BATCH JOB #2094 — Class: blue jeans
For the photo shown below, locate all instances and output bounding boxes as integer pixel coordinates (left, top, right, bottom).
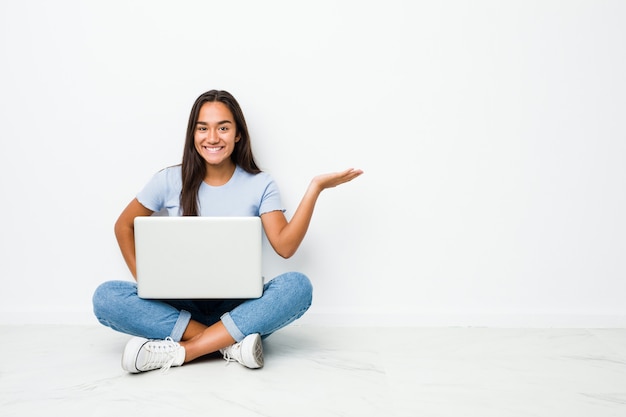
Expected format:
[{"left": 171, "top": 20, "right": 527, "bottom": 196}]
[{"left": 92, "top": 272, "right": 312, "bottom": 342}]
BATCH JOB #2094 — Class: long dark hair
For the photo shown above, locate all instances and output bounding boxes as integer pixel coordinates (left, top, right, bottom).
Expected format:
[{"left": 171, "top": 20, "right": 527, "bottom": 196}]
[{"left": 180, "top": 90, "right": 261, "bottom": 216}]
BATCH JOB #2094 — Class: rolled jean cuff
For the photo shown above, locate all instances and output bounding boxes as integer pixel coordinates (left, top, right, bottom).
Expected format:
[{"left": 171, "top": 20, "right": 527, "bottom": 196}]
[
  {"left": 220, "top": 312, "right": 245, "bottom": 342},
  {"left": 170, "top": 309, "right": 192, "bottom": 342}
]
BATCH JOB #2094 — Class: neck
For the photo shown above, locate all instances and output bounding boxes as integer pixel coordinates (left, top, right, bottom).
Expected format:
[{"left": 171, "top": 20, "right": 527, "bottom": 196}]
[{"left": 204, "top": 162, "right": 237, "bottom": 186}]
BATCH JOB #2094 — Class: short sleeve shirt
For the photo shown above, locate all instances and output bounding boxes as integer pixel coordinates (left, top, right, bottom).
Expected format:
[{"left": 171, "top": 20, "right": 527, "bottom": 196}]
[{"left": 136, "top": 165, "right": 285, "bottom": 217}]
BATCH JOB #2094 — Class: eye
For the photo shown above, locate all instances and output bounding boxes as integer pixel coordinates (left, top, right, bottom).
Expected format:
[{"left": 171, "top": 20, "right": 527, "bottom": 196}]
[
  {"left": 219, "top": 126, "right": 228, "bottom": 132},
  {"left": 197, "top": 126, "right": 207, "bottom": 131}
]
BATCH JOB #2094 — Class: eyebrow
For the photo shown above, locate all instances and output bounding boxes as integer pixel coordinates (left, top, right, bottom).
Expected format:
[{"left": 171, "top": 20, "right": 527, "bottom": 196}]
[{"left": 196, "top": 120, "right": 233, "bottom": 125}]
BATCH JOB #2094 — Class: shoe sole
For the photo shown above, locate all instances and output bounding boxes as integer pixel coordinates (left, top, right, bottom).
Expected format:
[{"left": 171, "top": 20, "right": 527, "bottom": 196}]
[
  {"left": 241, "top": 333, "right": 264, "bottom": 369},
  {"left": 121, "top": 337, "right": 149, "bottom": 373}
]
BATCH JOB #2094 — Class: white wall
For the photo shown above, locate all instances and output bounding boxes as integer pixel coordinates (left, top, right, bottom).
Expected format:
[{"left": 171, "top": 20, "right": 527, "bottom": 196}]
[{"left": 1, "top": 0, "right": 625, "bottom": 327}]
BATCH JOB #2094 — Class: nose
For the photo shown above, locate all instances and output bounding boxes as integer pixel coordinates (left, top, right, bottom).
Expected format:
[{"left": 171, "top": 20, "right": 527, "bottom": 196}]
[{"left": 207, "top": 129, "right": 219, "bottom": 144}]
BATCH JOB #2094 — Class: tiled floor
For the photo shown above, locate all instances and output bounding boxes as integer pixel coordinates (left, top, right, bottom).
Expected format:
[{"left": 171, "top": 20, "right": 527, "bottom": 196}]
[{"left": 1, "top": 325, "right": 626, "bottom": 416}]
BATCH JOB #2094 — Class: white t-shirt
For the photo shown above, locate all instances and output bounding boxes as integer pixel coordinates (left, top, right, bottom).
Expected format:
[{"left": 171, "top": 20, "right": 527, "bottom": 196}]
[{"left": 136, "top": 165, "right": 285, "bottom": 217}]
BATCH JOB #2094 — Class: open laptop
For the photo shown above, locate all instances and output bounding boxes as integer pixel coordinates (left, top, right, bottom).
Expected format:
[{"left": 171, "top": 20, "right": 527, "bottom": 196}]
[{"left": 134, "top": 216, "right": 263, "bottom": 299}]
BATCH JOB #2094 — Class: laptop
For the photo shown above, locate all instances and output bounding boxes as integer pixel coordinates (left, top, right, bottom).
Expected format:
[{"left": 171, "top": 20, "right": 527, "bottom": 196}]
[{"left": 134, "top": 216, "right": 263, "bottom": 299}]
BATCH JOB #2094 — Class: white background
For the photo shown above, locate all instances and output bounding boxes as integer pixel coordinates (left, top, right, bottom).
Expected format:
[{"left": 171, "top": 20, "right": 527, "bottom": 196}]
[{"left": 1, "top": 0, "right": 625, "bottom": 326}]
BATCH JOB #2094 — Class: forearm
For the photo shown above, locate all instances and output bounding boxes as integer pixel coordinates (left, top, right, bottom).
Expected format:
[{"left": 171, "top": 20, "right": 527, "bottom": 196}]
[
  {"left": 114, "top": 198, "right": 153, "bottom": 280},
  {"left": 263, "top": 168, "right": 362, "bottom": 258},
  {"left": 276, "top": 182, "right": 322, "bottom": 258},
  {"left": 115, "top": 221, "right": 138, "bottom": 280}
]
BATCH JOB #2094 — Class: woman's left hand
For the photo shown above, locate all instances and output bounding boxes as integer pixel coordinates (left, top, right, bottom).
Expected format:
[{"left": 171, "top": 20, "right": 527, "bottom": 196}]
[{"left": 311, "top": 168, "right": 363, "bottom": 191}]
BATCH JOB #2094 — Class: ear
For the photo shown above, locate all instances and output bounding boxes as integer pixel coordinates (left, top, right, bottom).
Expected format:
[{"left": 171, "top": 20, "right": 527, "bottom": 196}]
[{"left": 235, "top": 133, "right": 241, "bottom": 143}]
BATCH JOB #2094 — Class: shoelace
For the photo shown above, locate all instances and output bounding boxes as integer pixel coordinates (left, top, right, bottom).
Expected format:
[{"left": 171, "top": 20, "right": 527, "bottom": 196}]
[
  {"left": 144, "top": 337, "right": 180, "bottom": 373},
  {"left": 222, "top": 342, "right": 241, "bottom": 366}
]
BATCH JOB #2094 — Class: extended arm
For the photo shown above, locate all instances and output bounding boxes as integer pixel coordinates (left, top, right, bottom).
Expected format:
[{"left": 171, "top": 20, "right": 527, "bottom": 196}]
[{"left": 261, "top": 168, "right": 363, "bottom": 258}]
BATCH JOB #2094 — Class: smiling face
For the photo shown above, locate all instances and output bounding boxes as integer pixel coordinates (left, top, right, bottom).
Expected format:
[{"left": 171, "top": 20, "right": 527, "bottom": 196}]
[{"left": 194, "top": 101, "right": 240, "bottom": 171}]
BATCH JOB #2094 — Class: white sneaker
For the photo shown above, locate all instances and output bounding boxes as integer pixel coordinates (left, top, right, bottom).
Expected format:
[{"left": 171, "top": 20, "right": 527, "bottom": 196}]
[
  {"left": 220, "top": 333, "right": 264, "bottom": 369},
  {"left": 122, "top": 337, "right": 185, "bottom": 373}
]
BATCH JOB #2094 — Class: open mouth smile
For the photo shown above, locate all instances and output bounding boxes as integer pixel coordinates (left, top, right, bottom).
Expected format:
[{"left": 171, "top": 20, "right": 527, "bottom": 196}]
[{"left": 203, "top": 146, "right": 224, "bottom": 153}]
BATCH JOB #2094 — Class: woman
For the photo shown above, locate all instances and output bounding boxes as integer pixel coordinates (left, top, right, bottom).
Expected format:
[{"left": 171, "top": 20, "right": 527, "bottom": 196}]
[{"left": 93, "top": 90, "right": 362, "bottom": 373}]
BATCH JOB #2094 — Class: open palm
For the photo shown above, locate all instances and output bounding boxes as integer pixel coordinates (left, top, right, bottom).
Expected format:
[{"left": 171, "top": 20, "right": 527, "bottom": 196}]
[{"left": 312, "top": 168, "right": 363, "bottom": 190}]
